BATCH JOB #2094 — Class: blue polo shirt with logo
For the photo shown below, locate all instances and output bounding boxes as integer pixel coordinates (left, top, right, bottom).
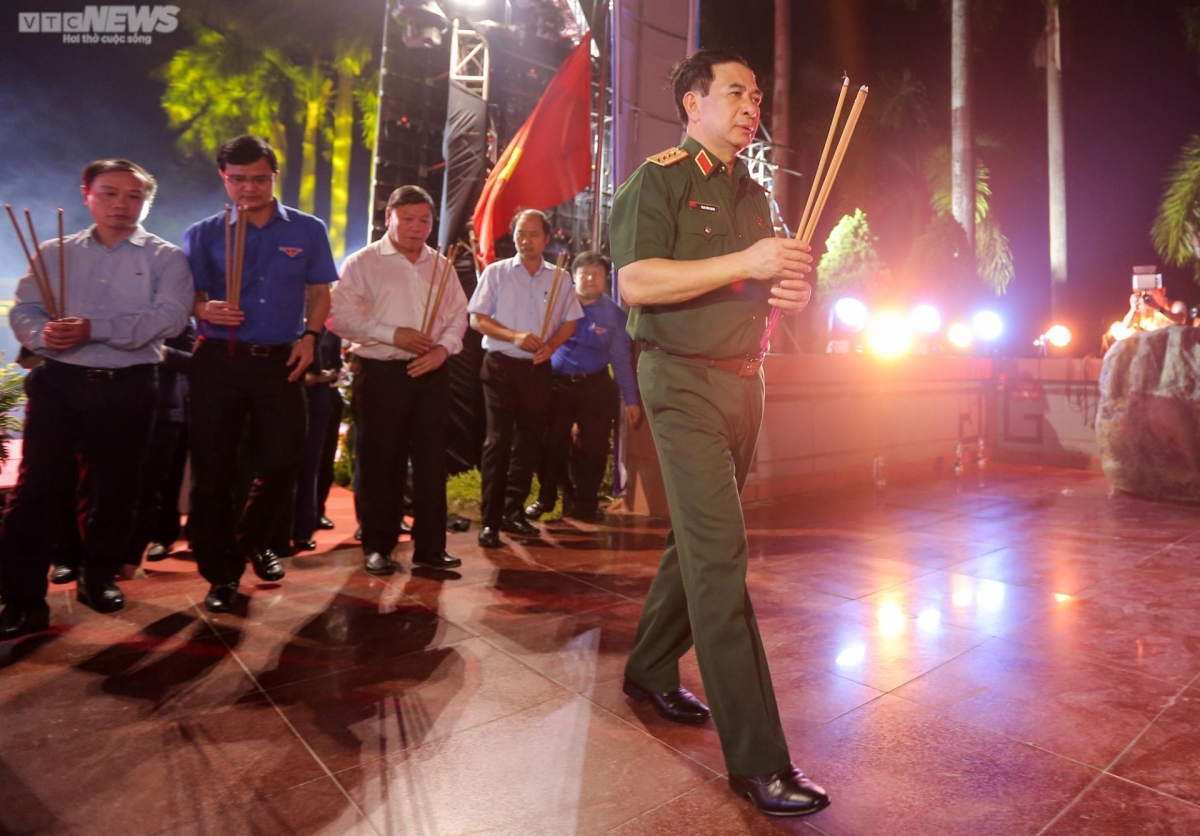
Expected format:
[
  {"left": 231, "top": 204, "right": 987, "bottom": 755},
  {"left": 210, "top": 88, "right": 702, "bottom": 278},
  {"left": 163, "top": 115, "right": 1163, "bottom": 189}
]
[{"left": 184, "top": 201, "right": 337, "bottom": 345}]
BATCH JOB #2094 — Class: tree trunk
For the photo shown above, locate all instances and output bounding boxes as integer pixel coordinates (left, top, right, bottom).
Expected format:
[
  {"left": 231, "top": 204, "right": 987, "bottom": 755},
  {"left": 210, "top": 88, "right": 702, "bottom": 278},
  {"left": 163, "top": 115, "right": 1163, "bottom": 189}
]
[
  {"left": 1047, "top": 2, "right": 1068, "bottom": 317},
  {"left": 299, "top": 66, "right": 331, "bottom": 216},
  {"left": 772, "top": 0, "right": 790, "bottom": 224},
  {"left": 329, "top": 55, "right": 357, "bottom": 260},
  {"left": 951, "top": 0, "right": 974, "bottom": 251}
]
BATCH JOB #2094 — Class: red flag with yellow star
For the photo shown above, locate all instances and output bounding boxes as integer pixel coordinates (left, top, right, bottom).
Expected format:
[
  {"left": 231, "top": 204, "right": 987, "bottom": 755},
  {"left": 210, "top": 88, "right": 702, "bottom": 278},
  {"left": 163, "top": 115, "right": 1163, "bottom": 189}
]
[{"left": 472, "top": 33, "right": 593, "bottom": 265}]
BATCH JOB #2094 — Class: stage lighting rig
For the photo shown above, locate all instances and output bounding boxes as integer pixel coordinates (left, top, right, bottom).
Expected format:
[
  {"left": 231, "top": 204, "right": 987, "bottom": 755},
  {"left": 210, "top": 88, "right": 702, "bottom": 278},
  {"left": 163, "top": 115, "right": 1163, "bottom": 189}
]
[{"left": 396, "top": 0, "right": 450, "bottom": 48}]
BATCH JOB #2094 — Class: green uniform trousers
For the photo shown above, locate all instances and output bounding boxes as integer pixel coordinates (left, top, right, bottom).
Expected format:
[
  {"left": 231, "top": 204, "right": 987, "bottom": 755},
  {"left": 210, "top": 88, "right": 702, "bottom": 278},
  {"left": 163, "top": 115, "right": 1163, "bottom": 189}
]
[{"left": 624, "top": 349, "right": 790, "bottom": 776}]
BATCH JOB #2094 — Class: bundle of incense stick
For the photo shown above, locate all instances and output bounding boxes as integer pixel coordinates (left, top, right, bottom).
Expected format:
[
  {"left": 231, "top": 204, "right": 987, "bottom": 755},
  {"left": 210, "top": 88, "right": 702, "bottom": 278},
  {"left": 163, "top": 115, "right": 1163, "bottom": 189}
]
[
  {"left": 4, "top": 204, "right": 62, "bottom": 320},
  {"left": 539, "top": 252, "right": 570, "bottom": 340},
  {"left": 760, "top": 78, "right": 869, "bottom": 356},
  {"left": 226, "top": 204, "right": 247, "bottom": 352},
  {"left": 421, "top": 244, "right": 460, "bottom": 336}
]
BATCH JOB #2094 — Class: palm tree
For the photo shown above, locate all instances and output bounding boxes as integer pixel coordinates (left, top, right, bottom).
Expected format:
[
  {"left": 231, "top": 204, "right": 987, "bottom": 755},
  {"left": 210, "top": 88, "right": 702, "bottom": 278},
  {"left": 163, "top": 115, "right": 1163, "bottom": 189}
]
[
  {"left": 951, "top": 0, "right": 975, "bottom": 250},
  {"left": 289, "top": 62, "right": 333, "bottom": 215},
  {"left": 1152, "top": 6, "right": 1200, "bottom": 282},
  {"left": 328, "top": 44, "right": 372, "bottom": 260},
  {"left": 1042, "top": 0, "right": 1068, "bottom": 316}
]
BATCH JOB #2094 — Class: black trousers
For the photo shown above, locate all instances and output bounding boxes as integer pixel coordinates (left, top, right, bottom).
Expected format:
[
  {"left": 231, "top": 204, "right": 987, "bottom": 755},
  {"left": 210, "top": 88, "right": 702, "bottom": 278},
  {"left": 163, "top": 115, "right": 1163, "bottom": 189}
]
[
  {"left": 316, "top": 387, "right": 345, "bottom": 517},
  {"left": 0, "top": 360, "right": 156, "bottom": 607},
  {"left": 356, "top": 357, "right": 448, "bottom": 556},
  {"left": 478, "top": 352, "right": 551, "bottom": 529},
  {"left": 293, "top": 388, "right": 333, "bottom": 542},
  {"left": 537, "top": 372, "right": 619, "bottom": 514},
  {"left": 188, "top": 340, "right": 306, "bottom": 586},
  {"left": 124, "top": 419, "right": 184, "bottom": 566}
]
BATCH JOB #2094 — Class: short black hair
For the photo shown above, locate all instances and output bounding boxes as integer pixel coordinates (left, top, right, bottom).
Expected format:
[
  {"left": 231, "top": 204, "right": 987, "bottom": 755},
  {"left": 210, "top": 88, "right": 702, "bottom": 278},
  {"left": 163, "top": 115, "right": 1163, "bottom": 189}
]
[
  {"left": 386, "top": 185, "right": 436, "bottom": 213},
  {"left": 81, "top": 159, "right": 157, "bottom": 200},
  {"left": 670, "top": 48, "right": 753, "bottom": 125},
  {"left": 510, "top": 208, "right": 551, "bottom": 237},
  {"left": 217, "top": 135, "right": 279, "bottom": 172},
  {"left": 572, "top": 250, "right": 611, "bottom": 279}
]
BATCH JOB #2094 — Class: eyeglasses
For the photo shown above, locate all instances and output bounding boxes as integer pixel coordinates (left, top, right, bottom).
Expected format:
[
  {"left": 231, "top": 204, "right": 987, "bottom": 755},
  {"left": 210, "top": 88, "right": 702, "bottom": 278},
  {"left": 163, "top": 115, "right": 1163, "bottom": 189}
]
[{"left": 224, "top": 174, "right": 274, "bottom": 186}]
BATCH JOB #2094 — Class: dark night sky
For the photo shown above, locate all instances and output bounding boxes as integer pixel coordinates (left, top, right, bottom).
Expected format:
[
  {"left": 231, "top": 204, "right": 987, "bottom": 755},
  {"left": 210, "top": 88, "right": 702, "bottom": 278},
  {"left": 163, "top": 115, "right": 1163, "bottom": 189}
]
[{"left": 2, "top": 0, "right": 1198, "bottom": 356}]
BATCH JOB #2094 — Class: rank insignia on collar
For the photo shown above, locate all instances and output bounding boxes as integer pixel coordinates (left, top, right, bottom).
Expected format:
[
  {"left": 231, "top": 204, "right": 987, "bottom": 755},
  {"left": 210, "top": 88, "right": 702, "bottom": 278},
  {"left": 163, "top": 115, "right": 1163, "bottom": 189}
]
[
  {"left": 646, "top": 146, "right": 689, "bottom": 167},
  {"left": 695, "top": 149, "right": 715, "bottom": 177}
]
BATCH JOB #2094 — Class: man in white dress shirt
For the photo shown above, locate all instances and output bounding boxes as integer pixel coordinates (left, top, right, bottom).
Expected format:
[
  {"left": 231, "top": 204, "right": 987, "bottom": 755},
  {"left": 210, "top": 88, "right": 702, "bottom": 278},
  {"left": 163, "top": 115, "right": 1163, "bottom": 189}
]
[
  {"left": 467, "top": 209, "right": 584, "bottom": 548},
  {"left": 329, "top": 186, "right": 468, "bottom": 574}
]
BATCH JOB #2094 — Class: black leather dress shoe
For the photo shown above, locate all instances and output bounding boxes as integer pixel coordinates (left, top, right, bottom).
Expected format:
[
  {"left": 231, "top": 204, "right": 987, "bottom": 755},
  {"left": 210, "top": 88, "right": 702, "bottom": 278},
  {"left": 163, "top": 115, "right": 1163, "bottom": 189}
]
[
  {"left": 247, "top": 549, "right": 285, "bottom": 582},
  {"left": 204, "top": 582, "right": 238, "bottom": 613},
  {"left": 500, "top": 516, "right": 539, "bottom": 537},
  {"left": 76, "top": 575, "right": 125, "bottom": 613},
  {"left": 524, "top": 500, "right": 552, "bottom": 520},
  {"left": 292, "top": 539, "right": 317, "bottom": 553},
  {"left": 413, "top": 551, "right": 462, "bottom": 569},
  {"left": 728, "top": 764, "right": 830, "bottom": 817},
  {"left": 364, "top": 551, "right": 397, "bottom": 575},
  {"left": 49, "top": 564, "right": 77, "bottom": 584},
  {"left": 477, "top": 527, "right": 501, "bottom": 548},
  {"left": 0, "top": 602, "right": 50, "bottom": 640},
  {"left": 354, "top": 526, "right": 363, "bottom": 541},
  {"left": 317, "top": 516, "right": 335, "bottom": 530},
  {"left": 400, "top": 519, "right": 413, "bottom": 535},
  {"left": 146, "top": 542, "right": 170, "bottom": 561},
  {"left": 622, "top": 677, "right": 711, "bottom": 725}
]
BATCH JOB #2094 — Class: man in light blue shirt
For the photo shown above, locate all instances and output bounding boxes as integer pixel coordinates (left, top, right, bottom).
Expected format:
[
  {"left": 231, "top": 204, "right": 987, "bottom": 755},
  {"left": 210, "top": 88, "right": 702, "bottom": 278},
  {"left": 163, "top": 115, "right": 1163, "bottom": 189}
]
[
  {"left": 467, "top": 209, "right": 583, "bottom": 546},
  {"left": 1, "top": 159, "right": 193, "bottom": 639}
]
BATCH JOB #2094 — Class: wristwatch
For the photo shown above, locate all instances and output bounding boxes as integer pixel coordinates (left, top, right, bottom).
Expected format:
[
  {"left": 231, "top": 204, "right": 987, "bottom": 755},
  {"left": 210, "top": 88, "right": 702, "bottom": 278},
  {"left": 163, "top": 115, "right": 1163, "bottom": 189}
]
[{"left": 301, "top": 329, "right": 321, "bottom": 342}]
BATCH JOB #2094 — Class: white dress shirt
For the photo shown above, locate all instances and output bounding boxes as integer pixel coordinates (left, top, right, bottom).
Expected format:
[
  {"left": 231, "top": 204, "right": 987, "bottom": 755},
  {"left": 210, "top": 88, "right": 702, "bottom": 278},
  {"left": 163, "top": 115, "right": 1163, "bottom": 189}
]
[
  {"left": 467, "top": 255, "right": 584, "bottom": 359},
  {"left": 329, "top": 237, "right": 468, "bottom": 360}
]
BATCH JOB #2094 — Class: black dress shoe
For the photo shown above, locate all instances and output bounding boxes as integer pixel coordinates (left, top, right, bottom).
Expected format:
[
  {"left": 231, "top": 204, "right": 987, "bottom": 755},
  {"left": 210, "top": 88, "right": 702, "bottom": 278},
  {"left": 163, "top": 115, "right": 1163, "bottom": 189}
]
[
  {"left": 317, "top": 516, "right": 335, "bottom": 530},
  {"left": 354, "top": 526, "right": 363, "bottom": 541},
  {"left": 292, "top": 539, "right": 317, "bottom": 553},
  {"left": 49, "top": 564, "right": 77, "bottom": 584},
  {"left": 76, "top": 575, "right": 125, "bottom": 613},
  {"left": 728, "top": 764, "right": 830, "bottom": 817},
  {"left": 400, "top": 519, "right": 413, "bottom": 535},
  {"left": 0, "top": 602, "right": 50, "bottom": 640},
  {"left": 247, "top": 549, "right": 285, "bottom": 582},
  {"left": 146, "top": 542, "right": 170, "bottom": 562},
  {"left": 524, "top": 500, "right": 552, "bottom": 520},
  {"left": 477, "top": 527, "right": 501, "bottom": 548},
  {"left": 204, "top": 582, "right": 238, "bottom": 613},
  {"left": 622, "top": 677, "right": 711, "bottom": 725},
  {"left": 500, "top": 516, "right": 539, "bottom": 537},
  {"left": 413, "top": 551, "right": 462, "bottom": 569},
  {"left": 364, "top": 551, "right": 398, "bottom": 575}
]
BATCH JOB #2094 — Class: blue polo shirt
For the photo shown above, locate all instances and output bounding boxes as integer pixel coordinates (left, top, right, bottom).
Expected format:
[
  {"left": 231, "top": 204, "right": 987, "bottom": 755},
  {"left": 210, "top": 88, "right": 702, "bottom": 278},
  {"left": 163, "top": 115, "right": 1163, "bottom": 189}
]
[
  {"left": 551, "top": 293, "right": 640, "bottom": 405},
  {"left": 184, "top": 201, "right": 337, "bottom": 345}
]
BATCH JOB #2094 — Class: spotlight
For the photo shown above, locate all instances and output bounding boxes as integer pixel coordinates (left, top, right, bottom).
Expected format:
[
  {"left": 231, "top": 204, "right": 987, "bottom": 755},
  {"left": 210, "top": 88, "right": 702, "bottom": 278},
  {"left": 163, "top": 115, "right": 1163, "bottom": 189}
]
[
  {"left": 1046, "top": 325, "right": 1071, "bottom": 348},
  {"left": 910, "top": 304, "right": 942, "bottom": 335},
  {"left": 1108, "top": 321, "right": 1134, "bottom": 342},
  {"left": 833, "top": 297, "right": 869, "bottom": 332},
  {"left": 866, "top": 312, "right": 914, "bottom": 359},
  {"left": 947, "top": 323, "right": 973, "bottom": 349},
  {"left": 972, "top": 310, "right": 1004, "bottom": 342},
  {"left": 396, "top": 0, "right": 449, "bottom": 48}
]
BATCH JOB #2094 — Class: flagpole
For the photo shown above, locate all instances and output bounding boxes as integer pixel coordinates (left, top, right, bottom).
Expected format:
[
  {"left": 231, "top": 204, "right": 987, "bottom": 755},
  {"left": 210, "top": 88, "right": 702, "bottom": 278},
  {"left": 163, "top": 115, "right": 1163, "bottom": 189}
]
[{"left": 590, "top": 0, "right": 610, "bottom": 252}]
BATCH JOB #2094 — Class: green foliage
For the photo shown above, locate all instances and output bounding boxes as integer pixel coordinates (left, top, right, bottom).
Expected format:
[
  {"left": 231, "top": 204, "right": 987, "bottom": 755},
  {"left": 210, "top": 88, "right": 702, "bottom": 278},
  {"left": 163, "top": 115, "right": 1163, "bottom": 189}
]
[
  {"left": 1152, "top": 133, "right": 1200, "bottom": 285},
  {"left": 818, "top": 210, "right": 891, "bottom": 298},
  {"left": 0, "top": 363, "right": 26, "bottom": 463}
]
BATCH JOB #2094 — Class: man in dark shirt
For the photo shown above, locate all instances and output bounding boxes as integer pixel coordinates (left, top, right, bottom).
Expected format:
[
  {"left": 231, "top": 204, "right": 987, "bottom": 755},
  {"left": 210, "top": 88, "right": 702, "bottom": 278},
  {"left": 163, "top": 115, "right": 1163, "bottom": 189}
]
[
  {"left": 183, "top": 135, "right": 336, "bottom": 613},
  {"left": 609, "top": 49, "right": 829, "bottom": 817}
]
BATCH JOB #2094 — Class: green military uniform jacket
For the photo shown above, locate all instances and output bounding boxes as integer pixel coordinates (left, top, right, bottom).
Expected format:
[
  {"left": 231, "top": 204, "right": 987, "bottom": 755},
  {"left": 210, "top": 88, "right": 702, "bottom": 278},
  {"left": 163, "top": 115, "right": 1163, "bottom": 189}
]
[{"left": 609, "top": 134, "right": 776, "bottom": 361}]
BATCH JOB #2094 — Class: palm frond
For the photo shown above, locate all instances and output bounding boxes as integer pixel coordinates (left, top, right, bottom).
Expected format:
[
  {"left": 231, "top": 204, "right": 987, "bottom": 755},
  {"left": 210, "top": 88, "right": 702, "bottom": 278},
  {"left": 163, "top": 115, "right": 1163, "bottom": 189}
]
[{"left": 1151, "top": 133, "right": 1200, "bottom": 282}]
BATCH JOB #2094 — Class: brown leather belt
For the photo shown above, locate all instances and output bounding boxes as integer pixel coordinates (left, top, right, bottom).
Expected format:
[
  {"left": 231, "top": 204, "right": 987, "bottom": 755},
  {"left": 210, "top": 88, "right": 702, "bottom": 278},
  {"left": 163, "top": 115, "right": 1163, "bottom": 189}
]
[{"left": 640, "top": 342, "right": 762, "bottom": 377}]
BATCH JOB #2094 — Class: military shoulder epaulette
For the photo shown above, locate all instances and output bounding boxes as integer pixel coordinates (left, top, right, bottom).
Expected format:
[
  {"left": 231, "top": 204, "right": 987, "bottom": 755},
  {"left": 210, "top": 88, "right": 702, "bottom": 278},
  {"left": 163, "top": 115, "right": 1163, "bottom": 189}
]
[{"left": 646, "top": 147, "right": 689, "bottom": 167}]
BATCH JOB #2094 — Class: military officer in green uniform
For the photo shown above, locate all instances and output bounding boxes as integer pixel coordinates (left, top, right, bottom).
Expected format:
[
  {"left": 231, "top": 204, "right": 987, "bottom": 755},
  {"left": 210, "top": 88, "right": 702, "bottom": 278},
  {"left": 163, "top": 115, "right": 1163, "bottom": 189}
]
[{"left": 610, "top": 48, "right": 830, "bottom": 818}]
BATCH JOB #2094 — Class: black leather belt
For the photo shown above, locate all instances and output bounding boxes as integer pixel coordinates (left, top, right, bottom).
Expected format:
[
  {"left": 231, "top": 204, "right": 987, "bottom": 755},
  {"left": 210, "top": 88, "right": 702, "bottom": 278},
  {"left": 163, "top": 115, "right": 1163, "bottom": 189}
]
[
  {"left": 199, "top": 337, "right": 292, "bottom": 359},
  {"left": 555, "top": 370, "right": 609, "bottom": 383},
  {"left": 44, "top": 359, "right": 156, "bottom": 381}
]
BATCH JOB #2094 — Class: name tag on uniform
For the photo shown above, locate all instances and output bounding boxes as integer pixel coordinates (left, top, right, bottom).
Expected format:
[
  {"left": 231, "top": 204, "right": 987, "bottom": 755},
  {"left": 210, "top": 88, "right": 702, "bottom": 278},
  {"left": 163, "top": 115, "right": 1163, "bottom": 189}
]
[
  {"left": 279, "top": 247, "right": 304, "bottom": 258},
  {"left": 688, "top": 201, "right": 720, "bottom": 213}
]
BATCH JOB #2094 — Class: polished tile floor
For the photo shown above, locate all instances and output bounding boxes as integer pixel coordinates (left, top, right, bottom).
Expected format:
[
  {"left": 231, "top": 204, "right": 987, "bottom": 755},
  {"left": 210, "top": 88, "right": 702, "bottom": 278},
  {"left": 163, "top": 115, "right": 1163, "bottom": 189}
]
[{"left": 4, "top": 466, "right": 1200, "bottom": 835}]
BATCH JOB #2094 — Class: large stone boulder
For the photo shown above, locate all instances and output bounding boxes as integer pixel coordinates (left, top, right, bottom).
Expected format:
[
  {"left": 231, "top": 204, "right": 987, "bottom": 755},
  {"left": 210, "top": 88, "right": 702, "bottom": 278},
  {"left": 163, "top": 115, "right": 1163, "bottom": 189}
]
[{"left": 1096, "top": 326, "right": 1200, "bottom": 501}]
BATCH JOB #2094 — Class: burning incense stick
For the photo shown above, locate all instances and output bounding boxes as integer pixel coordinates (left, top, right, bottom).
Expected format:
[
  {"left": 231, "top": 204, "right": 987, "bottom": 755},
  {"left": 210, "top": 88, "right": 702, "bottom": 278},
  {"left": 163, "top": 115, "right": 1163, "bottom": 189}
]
[
  {"left": 540, "top": 252, "right": 569, "bottom": 340},
  {"left": 419, "top": 247, "right": 442, "bottom": 334},
  {"left": 424, "top": 244, "right": 460, "bottom": 337},
  {"left": 57, "top": 208, "right": 65, "bottom": 317},
  {"left": 800, "top": 85, "right": 869, "bottom": 245},
  {"left": 795, "top": 77, "right": 849, "bottom": 245},
  {"left": 761, "top": 82, "right": 870, "bottom": 357},
  {"left": 4, "top": 204, "right": 59, "bottom": 319}
]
